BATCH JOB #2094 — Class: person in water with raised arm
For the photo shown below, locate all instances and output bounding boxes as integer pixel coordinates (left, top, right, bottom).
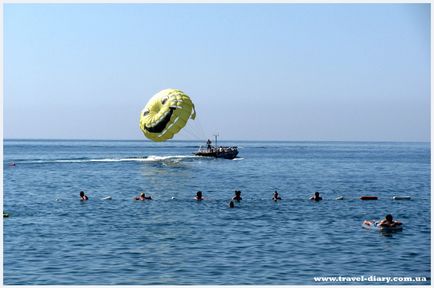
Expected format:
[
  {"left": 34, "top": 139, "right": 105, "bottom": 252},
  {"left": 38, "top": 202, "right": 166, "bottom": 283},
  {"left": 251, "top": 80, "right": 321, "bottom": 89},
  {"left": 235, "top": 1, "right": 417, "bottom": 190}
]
[
  {"left": 310, "top": 191, "right": 322, "bottom": 201},
  {"left": 232, "top": 190, "right": 242, "bottom": 201},
  {"left": 80, "top": 191, "right": 89, "bottom": 201},
  {"left": 272, "top": 191, "right": 282, "bottom": 201},
  {"left": 379, "top": 214, "right": 402, "bottom": 228},
  {"left": 134, "top": 192, "right": 152, "bottom": 201},
  {"left": 195, "top": 191, "right": 204, "bottom": 201}
]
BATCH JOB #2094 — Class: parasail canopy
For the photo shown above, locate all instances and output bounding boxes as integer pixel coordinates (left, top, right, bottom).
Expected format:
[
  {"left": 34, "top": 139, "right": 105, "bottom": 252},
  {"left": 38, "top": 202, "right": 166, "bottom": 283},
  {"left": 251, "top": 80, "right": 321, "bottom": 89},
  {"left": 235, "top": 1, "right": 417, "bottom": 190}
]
[{"left": 139, "top": 89, "right": 196, "bottom": 142}]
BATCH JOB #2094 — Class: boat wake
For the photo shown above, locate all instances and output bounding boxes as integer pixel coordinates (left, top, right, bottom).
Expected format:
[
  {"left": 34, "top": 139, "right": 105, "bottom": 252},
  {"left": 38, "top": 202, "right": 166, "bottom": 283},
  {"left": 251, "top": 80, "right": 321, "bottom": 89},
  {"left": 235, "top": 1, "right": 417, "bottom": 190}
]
[{"left": 7, "top": 155, "right": 199, "bottom": 165}]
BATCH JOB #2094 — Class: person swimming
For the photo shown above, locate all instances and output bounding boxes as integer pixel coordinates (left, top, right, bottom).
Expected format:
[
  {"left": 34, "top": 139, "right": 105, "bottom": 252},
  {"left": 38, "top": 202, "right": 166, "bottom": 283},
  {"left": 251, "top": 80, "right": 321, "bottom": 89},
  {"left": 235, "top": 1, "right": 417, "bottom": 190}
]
[
  {"left": 80, "top": 191, "right": 89, "bottom": 201},
  {"left": 272, "top": 191, "right": 282, "bottom": 201},
  {"left": 195, "top": 191, "right": 204, "bottom": 201},
  {"left": 310, "top": 191, "right": 322, "bottom": 201},
  {"left": 379, "top": 214, "right": 402, "bottom": 228},
  {"left": 134, "top": 192, "right": 152, "bottom": 201},
  {"left": 232, "top": 190, "right": 242, "bottom": 201}
]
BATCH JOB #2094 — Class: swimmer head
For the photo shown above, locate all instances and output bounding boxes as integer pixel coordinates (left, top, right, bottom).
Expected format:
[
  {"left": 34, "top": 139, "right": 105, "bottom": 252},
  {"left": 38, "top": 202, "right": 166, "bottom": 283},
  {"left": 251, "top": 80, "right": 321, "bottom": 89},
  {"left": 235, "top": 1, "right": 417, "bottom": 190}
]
[{"left": 385, "top": 214, "right": 393, "bottom": 221}]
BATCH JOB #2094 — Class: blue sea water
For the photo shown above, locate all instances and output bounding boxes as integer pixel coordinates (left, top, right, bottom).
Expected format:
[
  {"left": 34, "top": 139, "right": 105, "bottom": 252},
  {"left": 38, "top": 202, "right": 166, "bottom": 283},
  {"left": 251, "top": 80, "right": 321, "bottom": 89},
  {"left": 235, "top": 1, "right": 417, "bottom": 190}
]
[{"left": 3, "top": 140, "right": 431, "bottom": 285}]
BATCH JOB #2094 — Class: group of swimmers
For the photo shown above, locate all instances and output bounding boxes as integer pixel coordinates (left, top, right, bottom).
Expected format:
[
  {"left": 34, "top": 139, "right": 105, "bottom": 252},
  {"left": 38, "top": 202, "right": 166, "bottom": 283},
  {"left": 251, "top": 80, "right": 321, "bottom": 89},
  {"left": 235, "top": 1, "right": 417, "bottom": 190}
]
[
  {"left": 79, "top": 190, "right": 343, "bottom": 204},
  {"left": 79, "top": 190, "right": 401, "bottom": 228},
  {"left": 185, "top": 190, "right": 242, "bottom": 207},
  {"left": 80, "top": 190, "right": 152, "bottom": 201},
  {"left": 80, "top": 189, "right": 245, "bottom": 207}
]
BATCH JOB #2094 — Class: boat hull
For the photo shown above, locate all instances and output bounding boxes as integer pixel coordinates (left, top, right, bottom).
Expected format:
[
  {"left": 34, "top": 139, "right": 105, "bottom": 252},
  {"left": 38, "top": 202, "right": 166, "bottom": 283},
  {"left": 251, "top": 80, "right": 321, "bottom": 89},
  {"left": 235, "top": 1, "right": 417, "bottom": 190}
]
[{"left": 194, "top": 149, "right": 238, "bottom": 159}]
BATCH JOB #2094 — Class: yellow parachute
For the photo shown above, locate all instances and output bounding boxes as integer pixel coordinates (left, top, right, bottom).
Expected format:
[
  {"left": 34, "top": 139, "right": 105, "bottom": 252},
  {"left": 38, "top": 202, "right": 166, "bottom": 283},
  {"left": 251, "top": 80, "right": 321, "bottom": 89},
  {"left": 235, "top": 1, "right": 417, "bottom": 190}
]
[{"left": 139, "top": 89, "right": 196, "bottom": 142}]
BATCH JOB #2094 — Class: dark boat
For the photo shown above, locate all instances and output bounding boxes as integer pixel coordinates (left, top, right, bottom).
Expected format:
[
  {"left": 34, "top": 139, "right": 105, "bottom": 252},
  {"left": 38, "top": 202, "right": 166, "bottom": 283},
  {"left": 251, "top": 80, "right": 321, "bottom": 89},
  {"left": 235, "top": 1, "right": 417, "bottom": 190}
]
[{"left": 194, "top": 136, "right": 239, "bottom": 160}]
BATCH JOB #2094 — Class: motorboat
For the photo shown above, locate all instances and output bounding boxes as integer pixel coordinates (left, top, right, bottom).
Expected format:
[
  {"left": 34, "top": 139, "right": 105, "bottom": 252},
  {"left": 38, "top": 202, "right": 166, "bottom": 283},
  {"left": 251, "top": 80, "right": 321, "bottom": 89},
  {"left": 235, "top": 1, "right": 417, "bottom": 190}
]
[{"left": 194, "top": 136, "right": 238, "bottom": 160}]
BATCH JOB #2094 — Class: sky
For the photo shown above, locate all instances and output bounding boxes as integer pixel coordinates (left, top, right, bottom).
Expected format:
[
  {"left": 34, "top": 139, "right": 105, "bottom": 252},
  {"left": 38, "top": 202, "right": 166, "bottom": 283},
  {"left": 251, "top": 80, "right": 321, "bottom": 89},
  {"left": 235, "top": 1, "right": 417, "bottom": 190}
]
[{"left": 4, "top": 4, "right": 431, "bottom": 141}]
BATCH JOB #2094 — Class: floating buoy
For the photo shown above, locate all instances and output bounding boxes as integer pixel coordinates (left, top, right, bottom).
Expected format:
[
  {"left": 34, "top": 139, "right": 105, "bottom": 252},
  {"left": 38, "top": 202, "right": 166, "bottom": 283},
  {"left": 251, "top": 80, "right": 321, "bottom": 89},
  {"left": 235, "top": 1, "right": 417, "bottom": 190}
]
[
  {"left": 360, "top": 196, "right": 378, "bottom": 200},
  {"left": 336, "top": 196, "right": 344, "bottom": 200},
  {"left": 393, "top": 196, "right": 411, "bottom": 200}
]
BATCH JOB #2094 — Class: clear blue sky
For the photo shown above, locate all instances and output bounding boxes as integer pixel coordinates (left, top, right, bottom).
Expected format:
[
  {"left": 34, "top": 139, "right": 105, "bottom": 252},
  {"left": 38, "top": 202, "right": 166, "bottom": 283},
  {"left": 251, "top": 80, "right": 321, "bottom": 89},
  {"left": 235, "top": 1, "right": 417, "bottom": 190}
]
[{"left": 4, "top": 4, "right": 430, "bottom": 141}]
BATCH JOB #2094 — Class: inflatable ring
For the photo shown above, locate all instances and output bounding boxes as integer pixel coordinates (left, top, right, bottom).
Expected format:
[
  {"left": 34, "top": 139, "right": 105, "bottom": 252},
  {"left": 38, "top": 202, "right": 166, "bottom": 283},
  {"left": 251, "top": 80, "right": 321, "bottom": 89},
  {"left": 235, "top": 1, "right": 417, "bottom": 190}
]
[
  {"left": 139, "top": 89, "right": 196, "bottom": 142},
  {"left": 362, "top": 220, "right": 403, "bottom": 231}
]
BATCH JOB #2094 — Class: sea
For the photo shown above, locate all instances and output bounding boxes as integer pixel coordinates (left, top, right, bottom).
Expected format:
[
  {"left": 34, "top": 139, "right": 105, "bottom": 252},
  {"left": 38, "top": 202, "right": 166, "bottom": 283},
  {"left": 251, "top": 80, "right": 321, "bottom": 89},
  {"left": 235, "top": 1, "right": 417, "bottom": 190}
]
[{"left": 3, "top": 140, "right": 431, "bottom": 285}]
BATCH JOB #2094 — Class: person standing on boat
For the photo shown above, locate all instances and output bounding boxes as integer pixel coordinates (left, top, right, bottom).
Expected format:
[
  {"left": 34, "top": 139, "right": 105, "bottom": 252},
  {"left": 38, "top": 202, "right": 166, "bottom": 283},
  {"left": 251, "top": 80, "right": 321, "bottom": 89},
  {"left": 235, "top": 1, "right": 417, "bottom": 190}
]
[{"left": 206, "top": 139, "right": 212, "bottom": 150}]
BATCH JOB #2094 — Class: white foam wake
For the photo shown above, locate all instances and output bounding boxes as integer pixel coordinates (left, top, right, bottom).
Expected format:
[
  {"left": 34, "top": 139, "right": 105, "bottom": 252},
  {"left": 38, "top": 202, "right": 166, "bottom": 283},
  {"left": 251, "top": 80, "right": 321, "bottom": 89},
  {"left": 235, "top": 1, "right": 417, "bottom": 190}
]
[{"left": 14, "top": 155, "right": 198, "bottom": 164}]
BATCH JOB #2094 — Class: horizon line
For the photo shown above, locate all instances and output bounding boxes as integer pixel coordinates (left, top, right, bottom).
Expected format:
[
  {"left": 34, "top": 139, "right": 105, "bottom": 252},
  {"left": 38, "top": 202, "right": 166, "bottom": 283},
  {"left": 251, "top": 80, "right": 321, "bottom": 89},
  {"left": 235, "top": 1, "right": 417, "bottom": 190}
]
[{"left": 3, "top": 138, "right": 431, "bottom": 144}]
